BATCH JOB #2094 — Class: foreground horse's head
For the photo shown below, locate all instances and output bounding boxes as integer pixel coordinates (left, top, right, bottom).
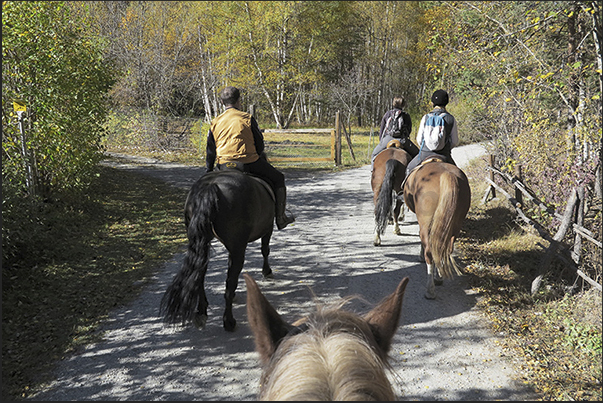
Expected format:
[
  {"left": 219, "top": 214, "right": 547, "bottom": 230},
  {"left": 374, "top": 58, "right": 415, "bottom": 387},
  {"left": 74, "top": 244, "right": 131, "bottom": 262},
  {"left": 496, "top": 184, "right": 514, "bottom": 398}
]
[{"left": 244, "top": 273, "right": 410, "bottom": 401}]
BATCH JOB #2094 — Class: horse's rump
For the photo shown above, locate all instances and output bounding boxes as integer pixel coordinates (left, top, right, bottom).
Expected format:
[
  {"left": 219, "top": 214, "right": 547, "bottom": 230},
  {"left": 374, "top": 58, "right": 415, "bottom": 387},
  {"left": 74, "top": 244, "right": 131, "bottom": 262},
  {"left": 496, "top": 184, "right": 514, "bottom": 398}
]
[
  {"left": 199, "top": 170, "right": 274, "bottom": 243},
  {"left": 404, "top": 162, "right": 470, "bottom": 278}
]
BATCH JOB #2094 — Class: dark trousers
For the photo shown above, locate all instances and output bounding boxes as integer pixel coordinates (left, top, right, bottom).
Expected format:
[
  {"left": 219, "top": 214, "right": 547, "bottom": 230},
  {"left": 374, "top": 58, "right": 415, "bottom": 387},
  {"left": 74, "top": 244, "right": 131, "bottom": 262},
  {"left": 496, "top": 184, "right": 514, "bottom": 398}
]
[
  {"left": 406, "top": 145, "right": 456, "bottom": 176},
  {"left": 243, "top": 158, "right": 285, "bottom": 190},
  {"left": 371, "top": 135, "right": 419, "bottom": 168}
]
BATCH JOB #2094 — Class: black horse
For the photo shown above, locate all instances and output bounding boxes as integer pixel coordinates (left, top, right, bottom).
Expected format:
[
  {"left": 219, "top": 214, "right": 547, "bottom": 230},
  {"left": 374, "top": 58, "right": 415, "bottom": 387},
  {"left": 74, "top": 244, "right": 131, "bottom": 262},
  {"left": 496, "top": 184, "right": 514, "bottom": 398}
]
[{"left": 160, "top": 169, "right": 276, "bottom": 331}]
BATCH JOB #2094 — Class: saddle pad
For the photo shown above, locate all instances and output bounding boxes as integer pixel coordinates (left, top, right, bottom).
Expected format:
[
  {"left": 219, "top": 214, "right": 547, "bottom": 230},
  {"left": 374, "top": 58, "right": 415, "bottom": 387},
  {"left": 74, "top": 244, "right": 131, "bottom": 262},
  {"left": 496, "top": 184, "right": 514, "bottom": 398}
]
[{"left": 402, "top": 156, "right": 447, "bottom": 189}]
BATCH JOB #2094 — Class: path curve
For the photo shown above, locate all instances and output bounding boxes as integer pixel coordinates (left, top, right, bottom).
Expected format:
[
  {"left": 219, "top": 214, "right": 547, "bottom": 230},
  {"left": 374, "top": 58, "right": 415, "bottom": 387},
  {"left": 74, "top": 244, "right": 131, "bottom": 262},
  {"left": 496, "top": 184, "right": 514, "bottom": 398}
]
[{"left": 30, "top": 144, "right": 539, "bottom": 401}]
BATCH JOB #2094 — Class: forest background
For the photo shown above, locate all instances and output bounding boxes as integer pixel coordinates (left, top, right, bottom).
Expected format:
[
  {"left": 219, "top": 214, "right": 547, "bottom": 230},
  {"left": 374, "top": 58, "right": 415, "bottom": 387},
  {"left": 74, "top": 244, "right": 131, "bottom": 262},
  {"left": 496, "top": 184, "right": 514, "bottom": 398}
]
[
  {"left": 3, "top": 1, "right": 602, "bottom": 210},
  {"left": 2, "top": 1, "right": 602, "bottom": 401}
]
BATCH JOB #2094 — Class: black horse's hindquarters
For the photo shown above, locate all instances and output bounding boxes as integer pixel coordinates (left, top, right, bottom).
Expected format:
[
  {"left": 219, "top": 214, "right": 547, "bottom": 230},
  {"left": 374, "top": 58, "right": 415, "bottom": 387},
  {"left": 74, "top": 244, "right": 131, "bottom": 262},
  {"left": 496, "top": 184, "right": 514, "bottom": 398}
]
[
  {"left": 162, "top": 170, "right": 275, "bottom": 331},
  {"left": 198, "top": 170, "right": 274, "bottom": 242}
]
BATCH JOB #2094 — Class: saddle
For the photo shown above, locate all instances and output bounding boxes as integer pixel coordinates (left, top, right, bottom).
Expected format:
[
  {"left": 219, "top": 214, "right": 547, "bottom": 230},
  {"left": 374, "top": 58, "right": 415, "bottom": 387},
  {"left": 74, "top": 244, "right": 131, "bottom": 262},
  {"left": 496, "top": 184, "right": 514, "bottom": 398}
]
[
  {"left": 402, "top": 155, "right": 448, "bottom": 189},
  {"left": 386, "top": 139, "right": 402, "bottom": 149},
  {"left": 216, "top": 162, "right": 275, "bottom": 202}
]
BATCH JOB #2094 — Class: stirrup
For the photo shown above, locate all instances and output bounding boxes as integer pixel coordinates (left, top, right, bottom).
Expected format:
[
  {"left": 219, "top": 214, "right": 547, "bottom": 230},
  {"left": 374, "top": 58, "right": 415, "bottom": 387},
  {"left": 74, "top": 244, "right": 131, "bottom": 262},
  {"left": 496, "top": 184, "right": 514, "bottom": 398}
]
[{"left": 276, "top": 211, "right": 295, "bottom": 230}]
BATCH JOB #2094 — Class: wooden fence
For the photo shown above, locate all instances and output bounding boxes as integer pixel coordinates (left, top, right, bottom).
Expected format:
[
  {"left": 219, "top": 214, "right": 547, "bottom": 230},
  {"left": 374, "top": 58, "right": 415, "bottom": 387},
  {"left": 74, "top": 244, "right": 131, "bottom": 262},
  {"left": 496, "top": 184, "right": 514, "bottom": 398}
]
[
  {"left": 262, "top": 111, "right": 354, "bottom": 166},
  {"left": 481, "top": 155, "right": 602, "bottom": 295}
]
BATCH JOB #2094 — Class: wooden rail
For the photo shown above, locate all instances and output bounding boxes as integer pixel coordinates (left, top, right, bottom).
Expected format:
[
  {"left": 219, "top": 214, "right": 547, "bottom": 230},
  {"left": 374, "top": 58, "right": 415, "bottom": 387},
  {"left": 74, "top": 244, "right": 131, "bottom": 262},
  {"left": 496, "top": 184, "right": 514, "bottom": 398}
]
[
  {"left": 263, "top": 128, "right": 335, "bottom": 163},
  {"left": 482, "top": 156, "right": 601, "bottom": 295},
  {"left": 261, "top": 111, "right": 355, "bottom": 166}
]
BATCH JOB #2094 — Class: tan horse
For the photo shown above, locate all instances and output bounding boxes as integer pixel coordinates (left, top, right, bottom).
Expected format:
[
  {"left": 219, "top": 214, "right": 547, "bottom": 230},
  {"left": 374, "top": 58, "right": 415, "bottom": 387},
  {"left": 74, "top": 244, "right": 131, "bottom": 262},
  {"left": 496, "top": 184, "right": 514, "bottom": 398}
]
[
  {"left": 403, "top": 158, "right": 471, "bottom": 299},
  {"left": 371, "top": 143, "right": 413, "bottom": 246},
  {"left": 244, "top": 273, "right": 410, "bottom": 401}
]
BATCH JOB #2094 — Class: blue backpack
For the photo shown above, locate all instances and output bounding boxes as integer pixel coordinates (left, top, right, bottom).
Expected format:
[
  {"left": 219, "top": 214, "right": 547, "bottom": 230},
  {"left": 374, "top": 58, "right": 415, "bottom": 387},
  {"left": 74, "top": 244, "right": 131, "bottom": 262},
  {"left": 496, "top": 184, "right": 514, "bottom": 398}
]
[{"left": 422, "top": 112, "right": 448, "bottom": 151}]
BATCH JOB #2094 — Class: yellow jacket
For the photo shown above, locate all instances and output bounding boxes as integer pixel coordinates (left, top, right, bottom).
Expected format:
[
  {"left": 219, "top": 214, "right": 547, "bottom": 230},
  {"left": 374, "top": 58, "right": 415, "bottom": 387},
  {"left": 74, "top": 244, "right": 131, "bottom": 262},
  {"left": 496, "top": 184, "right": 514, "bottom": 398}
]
[{"left": 210, "top": 108, "right": 260, "bottom": 164}]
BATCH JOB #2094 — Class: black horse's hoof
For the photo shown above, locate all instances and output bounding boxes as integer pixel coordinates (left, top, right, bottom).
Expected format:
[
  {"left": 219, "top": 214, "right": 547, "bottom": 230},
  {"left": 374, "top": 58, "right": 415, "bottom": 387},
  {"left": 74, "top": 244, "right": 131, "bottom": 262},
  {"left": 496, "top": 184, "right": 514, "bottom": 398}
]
[
  {"left": 223, "top": 317, "right": 236, "bottom": 332},
  {"left": 193, "top": 314, "right": 208, "bottom": 329},
  {"left": 263, "top": 272, "right": 274, "bottom": 280}
]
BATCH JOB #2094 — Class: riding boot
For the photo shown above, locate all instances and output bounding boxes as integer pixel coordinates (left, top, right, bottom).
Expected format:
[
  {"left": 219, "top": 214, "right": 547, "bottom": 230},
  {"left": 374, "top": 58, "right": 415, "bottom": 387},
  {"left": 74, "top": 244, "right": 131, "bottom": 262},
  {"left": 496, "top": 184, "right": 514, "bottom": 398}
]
[{"left": 275, "top": 187, "right": 295, "bottom": 230}]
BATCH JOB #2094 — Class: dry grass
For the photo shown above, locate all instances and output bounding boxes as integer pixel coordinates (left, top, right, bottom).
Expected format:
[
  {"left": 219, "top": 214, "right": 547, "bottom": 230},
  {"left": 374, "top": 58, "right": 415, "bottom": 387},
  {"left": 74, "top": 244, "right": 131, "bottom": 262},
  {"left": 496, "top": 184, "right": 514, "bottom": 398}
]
[
  {"left": 1, "top": 165, "right": 188, "bottom": 401},
  {"left": 458, "top": 158, "right": 602, "bottom": 401}
]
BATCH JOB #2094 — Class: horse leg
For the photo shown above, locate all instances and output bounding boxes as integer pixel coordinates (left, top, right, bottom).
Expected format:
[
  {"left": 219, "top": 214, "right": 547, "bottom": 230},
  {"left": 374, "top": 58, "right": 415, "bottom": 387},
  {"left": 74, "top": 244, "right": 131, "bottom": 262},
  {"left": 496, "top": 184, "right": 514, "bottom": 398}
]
[
  {"left": 434, "top": 268, "right": 444, "bottom": 286},
  {"left": 397, "top": 193, "right": 406, "bottom": 225},
  {"left": 419, "top": 242, "right": 426, "bottom": 262},
  {"left": 374, "top": 230, "right": 382, "bottom": 246},
  {"left": 223, "top": 247, "right": 245, "bottom": 332},
  {"left": 425, "top": 263, "right": 437, "bottom": 300},
  {"left": 261, "top": 233, "right": 273, "bottom": 279},
  {"left": 193, "top": 273, "right": 209, "bottom": 329},
  {"left": 392, "top": 196, "right": 402, "bottom": 235},
  {"left": 419, "top": 226, "right": 437, "bottom": 299}
]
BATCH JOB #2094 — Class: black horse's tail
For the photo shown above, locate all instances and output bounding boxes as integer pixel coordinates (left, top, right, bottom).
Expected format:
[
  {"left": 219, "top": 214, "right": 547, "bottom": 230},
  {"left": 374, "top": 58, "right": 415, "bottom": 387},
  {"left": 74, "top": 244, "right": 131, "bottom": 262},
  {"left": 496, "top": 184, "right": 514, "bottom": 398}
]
[
  {"left": 375, "top": 158, "right": 402, "bottom": 236},
  {"left": 160, "top": 180, "right": 219, "bottom": 326}
]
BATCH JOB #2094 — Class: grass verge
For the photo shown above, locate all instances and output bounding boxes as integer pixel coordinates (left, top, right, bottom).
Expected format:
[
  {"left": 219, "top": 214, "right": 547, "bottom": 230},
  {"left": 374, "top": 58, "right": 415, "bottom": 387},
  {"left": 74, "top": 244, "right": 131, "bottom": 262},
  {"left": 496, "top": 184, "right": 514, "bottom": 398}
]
[
  {"left": 459, "top": 158, "right": 602, "bottom": 401},
  {"left": 2, "top": 165, "right": 188, "bottom": 400}
]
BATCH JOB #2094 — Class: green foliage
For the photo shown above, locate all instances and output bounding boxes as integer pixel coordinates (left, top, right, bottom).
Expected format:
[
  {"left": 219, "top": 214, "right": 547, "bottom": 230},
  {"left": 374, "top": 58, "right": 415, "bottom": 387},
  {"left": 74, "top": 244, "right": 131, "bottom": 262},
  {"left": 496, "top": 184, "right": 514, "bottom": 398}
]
[
  {"left": 2, "top": 0, "right": 116, "bottom": 195},
  {"left": 563, "top": 319, "right": 603, "bottom": 360},
  {"left": 424, "top": 0, "right": 601, "bottom": 214},
  {"left": 2, "top": 1, "right": 115, "bottom": 263}
]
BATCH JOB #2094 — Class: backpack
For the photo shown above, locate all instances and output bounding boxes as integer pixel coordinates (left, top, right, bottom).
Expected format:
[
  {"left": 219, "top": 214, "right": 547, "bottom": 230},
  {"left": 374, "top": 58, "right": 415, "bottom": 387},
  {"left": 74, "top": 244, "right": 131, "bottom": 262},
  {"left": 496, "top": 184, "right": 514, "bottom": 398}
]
[
  {"left": 421, "top": 112, "right": 448, "bottom": 151},
  {"left": 384, "top": 110, "right": 408, "bottom": 139}
]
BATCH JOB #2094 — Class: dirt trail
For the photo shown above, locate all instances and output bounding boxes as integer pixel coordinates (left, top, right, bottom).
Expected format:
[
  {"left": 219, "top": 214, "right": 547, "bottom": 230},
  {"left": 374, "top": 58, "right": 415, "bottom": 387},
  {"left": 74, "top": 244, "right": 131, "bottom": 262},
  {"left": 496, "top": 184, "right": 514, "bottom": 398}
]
[{"left": 30, "top": 144, "right": 539, "bottom": 401}]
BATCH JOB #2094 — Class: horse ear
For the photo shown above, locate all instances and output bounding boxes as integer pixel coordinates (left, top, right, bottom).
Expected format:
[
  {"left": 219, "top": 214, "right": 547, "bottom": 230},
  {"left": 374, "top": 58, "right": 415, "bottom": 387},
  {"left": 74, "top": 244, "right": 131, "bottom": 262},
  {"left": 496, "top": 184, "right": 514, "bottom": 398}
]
[
  {"left": 244, "top": 273, "right": 291, "bottom": 364},
  {"left": 364, "top": 277, "right": 410, "bottom": 355}
]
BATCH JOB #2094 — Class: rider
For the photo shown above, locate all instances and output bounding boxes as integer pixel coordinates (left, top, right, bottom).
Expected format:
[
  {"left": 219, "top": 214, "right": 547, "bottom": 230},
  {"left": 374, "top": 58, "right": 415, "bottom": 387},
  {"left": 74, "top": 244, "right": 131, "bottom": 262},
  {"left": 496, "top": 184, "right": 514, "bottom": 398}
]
[
  {"left": 370, "top": 95, "right": 418, "bottom": 170},
  {"left": 405, "top": 89, "right": 459, "bottom": 176},
  {"left": 205, "top": 86, "right": 295, "bottom": 230}
]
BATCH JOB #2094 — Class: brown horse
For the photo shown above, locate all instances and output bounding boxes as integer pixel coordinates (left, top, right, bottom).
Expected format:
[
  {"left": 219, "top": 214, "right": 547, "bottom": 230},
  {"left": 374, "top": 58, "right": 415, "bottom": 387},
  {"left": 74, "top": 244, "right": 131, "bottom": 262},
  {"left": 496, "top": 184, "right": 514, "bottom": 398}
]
[
  {"left": 403, "top": 158, "right": 471, "bottom": 299},
  {"left": 244, "top": 273, "right": 410, "bottom": 401},
  {"left": 371, "top": 144, "right": 413, "bottom": 246}
]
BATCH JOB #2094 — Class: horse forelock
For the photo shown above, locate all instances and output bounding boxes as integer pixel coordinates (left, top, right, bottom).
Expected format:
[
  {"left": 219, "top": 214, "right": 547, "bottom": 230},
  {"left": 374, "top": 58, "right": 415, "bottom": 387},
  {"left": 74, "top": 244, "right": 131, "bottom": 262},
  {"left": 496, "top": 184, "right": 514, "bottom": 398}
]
[{"left": 259, "top": 305, "right": 397, "bottom": 401}]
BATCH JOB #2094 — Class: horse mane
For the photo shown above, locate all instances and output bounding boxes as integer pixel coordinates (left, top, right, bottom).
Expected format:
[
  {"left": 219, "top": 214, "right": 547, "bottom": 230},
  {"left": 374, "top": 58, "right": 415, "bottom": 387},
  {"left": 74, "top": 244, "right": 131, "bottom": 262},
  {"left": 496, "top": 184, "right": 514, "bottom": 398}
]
[{"left": 259, "top": 300, "right": 397, "bottom": 401}]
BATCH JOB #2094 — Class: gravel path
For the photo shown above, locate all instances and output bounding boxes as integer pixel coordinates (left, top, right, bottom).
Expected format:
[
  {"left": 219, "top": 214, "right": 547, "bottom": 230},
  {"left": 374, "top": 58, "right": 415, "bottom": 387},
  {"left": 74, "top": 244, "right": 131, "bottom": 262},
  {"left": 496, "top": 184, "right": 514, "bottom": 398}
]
[{"left": 30, "top": 144, "right": 539, "bottom": 401}]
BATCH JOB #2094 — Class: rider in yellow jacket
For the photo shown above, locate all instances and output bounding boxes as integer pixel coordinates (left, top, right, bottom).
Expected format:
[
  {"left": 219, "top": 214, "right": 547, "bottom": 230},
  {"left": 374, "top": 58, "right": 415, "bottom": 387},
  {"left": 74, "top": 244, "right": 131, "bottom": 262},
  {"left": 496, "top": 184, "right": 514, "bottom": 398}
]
[{"left": 205, "top": 86, "right": 295, "bottom": 230}]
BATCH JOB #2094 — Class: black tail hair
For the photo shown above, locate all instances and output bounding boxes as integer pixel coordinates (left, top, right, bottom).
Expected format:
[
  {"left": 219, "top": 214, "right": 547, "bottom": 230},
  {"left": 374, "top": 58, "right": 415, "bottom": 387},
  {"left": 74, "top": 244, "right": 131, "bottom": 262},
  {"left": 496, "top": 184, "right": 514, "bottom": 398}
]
[
  {"left": 374, "top": 159, "right": 402, "bottom": 236},
  {"left": 160, "top": 181, "right": 219, "bottom": 326}
]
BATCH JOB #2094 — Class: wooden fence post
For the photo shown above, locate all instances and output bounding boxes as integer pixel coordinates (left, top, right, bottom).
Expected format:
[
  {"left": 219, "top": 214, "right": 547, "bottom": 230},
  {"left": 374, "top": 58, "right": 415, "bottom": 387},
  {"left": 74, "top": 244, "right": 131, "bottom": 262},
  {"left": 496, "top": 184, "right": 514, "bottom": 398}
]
[
  {"left": 334, "top": 111, "right": 342, "bottom": 166},
  {"left": 481, "top": 154, "right": 496, "bottom": 203},
  {"left": 331, "top": 129, "right": 336, "bottom": 162},
  {"left": 514, "top": 164, "right": 523, "bottom": 207},
  {"left": 573, "top": 186, "right": 585, "bottom": 264}
]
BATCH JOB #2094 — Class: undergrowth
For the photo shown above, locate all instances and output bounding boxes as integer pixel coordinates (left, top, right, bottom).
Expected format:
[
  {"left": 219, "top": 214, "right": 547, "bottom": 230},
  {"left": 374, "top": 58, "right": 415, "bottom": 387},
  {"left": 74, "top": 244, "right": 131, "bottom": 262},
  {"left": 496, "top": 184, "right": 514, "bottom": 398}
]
[
  {"left": 459, "top": 158, "right": 602, "bottom": 401},
  {"left": 1, "top": 164, "right": 188, "bottom": 401}
]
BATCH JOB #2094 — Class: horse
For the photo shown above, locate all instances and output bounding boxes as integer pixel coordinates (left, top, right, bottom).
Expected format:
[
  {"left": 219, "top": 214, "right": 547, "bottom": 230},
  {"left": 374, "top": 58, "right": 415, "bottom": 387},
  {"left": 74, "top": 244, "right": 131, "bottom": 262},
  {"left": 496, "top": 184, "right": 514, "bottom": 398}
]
[
  {"left": 160, "top": 169, "right": 276, "bottom": 331},
  {"left": 244, "top": 273, "right": 410, "bottom": 401},
  {"left": 402, "top": 157, "right": 471, "bottom": 299},
  {"left": 371, "top": 143, "right": 413, "bottom": 246}
]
